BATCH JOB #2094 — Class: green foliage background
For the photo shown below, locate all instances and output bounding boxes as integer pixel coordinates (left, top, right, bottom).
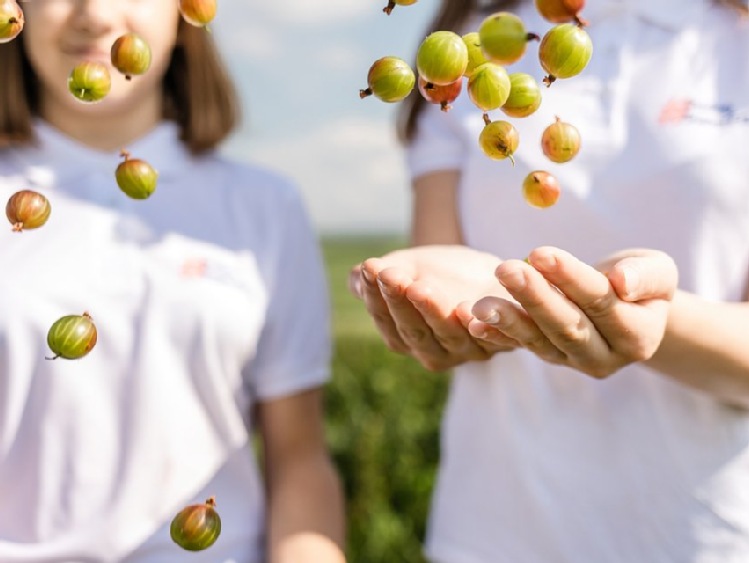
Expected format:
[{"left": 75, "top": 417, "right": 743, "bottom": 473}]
[{"left": 321, "top": 236, "right": 450, "bottom": 563}]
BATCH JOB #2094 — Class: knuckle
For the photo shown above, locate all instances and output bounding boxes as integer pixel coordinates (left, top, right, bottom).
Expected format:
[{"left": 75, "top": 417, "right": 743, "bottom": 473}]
[
  {"left": 401, "top": 327, "right": 429, "bottom": 344},
  {"left": 580, "top": 291, "right": 617, "bottom": 319}
]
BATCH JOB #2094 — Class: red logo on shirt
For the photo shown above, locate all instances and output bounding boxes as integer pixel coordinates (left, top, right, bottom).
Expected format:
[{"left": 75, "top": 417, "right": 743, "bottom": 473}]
[
  {"left": 659, "top": 98, "right": 748, "bottom": 126},
  {"left": 180, "top": 257, "right": 207, "bottom": 278}
]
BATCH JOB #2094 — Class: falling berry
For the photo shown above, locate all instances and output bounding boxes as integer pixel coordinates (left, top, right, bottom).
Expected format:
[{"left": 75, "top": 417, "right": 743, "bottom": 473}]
[
  {"left": 478, "top": 117, "right": 519, "bottom": 164},
  {"left": 501, "top": 72, "right": 542, "bottom": 118},
  {"left": 46, "top": 312, "right": 98, "bottom": 360},
  {"left": 539, "top": 23, "right": 593, "bottom": 86},
  {"left": 68, "top": 61, "right": 111, "bottom": 103},
  {"left": 461, "top": 32, "right": 488, "bottom": 77},
  {"left": 478, "top": 12, "right": 539, "bottom": 66},
  {"left": 0, "top": 0, "right": 23, "bottom": 44},
  {"left": 541, "top": 116, "right": 581, "bottom": 163},
  {"left": 535, "top": 0, "right": 587, "bottom": 25},
  {"left": 416, "top": 30, "right": 469, "bottom": 86},
  {"left": 111, "top": 33, "right": 152, "bottom": 81},
  {"left": 522, "top": 170, "right": 561, "bottom": 208},
  {"left": 467, "top": 62, "right": 511, "bottom": 117},
  {"left": 115, "top": 150, "right": 158, "bottom": 200},
  {"left": 6, "top": 189, "right": 51, "bottom": 231},
  {"left": 417, "top": 76, "right": 462, "bottom": 112},
  {"left": 359, "top": 56, "right": 415, "bottom": 103},
  {"left": 170, "top": 497, "right": 222, "bottom": 552},
  {"left": 383, "top": 0, "right": 417, "bottom": 15},
  {"left": 179, "top": 0, "right": 216, "bottom": 27}
]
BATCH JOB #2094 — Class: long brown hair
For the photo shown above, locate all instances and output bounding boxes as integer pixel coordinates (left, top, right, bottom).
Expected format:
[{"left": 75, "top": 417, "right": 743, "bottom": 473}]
[
  {"left": 397, "top": 0, "right": 749, "bottom": 144},
  {"left": 0, "top": 18, "right": 241, "bottom": 155}
]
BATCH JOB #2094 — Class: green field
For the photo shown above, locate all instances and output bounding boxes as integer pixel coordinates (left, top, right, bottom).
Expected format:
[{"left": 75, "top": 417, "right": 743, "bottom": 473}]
[{"left": 321, "top": 235, "right": 450, "bottom": 563}]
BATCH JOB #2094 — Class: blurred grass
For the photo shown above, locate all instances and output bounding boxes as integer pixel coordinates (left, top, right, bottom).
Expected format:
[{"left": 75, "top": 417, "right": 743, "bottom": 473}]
[{"left": 321, "top": 234, "right": 450, "bottom": 563}]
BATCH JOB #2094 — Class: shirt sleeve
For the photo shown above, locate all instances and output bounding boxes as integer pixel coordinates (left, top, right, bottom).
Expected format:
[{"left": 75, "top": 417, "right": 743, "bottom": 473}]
[
  {"left": 244, "top": 183, "right": 332, "bottom": 400},
  {"left": 405, "top": 101, "right": 467, "bottom": 181}
]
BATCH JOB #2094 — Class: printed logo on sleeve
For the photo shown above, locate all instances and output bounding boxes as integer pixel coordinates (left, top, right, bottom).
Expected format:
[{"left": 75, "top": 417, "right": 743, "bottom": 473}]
[{"left": 659, "top": 98, "right": 749, "bottom": 126}]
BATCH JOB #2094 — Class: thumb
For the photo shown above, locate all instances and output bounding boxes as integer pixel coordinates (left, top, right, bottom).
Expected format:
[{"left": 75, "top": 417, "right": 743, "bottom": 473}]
[{"left": 608, "top": 253, "right": 678, "bottom": 302}]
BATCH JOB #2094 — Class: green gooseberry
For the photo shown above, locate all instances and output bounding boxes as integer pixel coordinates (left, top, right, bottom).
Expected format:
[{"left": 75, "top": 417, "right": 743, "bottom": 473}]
[
  {"left": 467, "top": 62, "right": 511, "bottom": 115},
  {"left": 115, "top": 150, "right": 159, "bottom": 200},
  {"left": 461, "top": 32, "right": 488, "bottom": 77},
  {"left": 416, "top": 30, "right": 468, "bottom": 86},
  {"left": 67, "top": 61, "right": 111, "bottom": 104},
  {"left": 111, "top": 32, "right": 152, "bottom": 80},
  {"left": 478, "top": 118, "right": 519, "bottom": 164},
  {"left": 170, "top": 497, "right": 222, "bottom": 552},
  {"left": 478, "top": 12, "right": 539, "bottom": 66},
  {"left": 359, "top": 56, "right": 415, "bottom": 103},
  {"left": 501, "top": 72, "right": 542, "bottom": 118},
  {"left": 46, "top": 312, "right": 98, "bottom": 360},
  {"left": 539, "top": 23, "right": 593, "bottom": 86}
]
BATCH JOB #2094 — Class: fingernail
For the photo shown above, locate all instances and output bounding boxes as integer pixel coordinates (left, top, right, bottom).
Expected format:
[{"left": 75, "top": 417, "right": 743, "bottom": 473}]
[
  {"left": 530, "top": 251, "right": 556, "bottom": 272},
  {"left": 499, "top": 268, "right": 526, "bottom": 290},
  {"left": 362, "top": 269, "right": 375, "bottom": 284},
  {"left": 477, "top": 308, "right": 500, "bottom": 324},
  {"left": 377, "top": 279, "right": 396, "bottom": 296},
  {"left": 621, "top": 266, "right": 639, "bottom": 298}
]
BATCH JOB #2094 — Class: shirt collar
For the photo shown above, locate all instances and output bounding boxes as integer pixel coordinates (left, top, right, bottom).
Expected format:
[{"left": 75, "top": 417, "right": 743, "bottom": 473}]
[
  {"left": 582, "top": 0, "right": 707, "bottom": 30},
  {"left": 13, "top": 118, "right": 188, "bottom": 194}
]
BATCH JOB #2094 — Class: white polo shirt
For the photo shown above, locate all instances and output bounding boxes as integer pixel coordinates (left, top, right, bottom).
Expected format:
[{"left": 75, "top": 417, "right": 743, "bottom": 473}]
[
  {"left": 408, "top": 1, "right": 749, "bottom": 562},
  {"left": 0, "top": 119, "right": 331, "bottom": 562}
]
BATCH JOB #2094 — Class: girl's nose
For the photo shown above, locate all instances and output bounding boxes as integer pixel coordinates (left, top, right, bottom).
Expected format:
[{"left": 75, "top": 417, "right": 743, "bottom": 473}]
[{"left": 69, "top": 0, "right": 118, "bottom": 36}]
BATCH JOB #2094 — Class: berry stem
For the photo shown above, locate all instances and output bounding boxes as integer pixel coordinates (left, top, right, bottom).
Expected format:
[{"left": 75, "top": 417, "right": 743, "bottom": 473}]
[
  {"left": 11, "top": 222, "right": 23, "bottom": 232},
  {"left": 359, "top": 88, "right": 373, "bottom": 99},
  {"left": 383, "top": 1, "right": 395, "bottom": 14},
  {"left": 526, "top": 32, "right": 540, "bottom": 42},
  {"left": 482, "top": 113, "right": 492, "bottom": 126}
]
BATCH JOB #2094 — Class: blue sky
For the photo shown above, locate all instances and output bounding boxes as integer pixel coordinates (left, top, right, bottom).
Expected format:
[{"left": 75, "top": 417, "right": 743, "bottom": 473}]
[{"left": 211, "top": 0, "right": 439, "bottom": 234}]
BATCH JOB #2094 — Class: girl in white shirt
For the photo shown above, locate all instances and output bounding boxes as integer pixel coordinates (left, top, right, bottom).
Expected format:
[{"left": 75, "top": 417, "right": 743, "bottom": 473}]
[
  {"left": 0, "top": 2, "right": 345, "bottom": 562},
  {"left": 353, "top": 0, "right": 749, "bottom": 561}
]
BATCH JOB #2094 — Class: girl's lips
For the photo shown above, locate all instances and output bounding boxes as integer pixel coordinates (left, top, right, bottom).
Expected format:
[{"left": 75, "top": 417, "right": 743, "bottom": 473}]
[{"left": 63, "top": 48, "right": 111, "bottom": 64}]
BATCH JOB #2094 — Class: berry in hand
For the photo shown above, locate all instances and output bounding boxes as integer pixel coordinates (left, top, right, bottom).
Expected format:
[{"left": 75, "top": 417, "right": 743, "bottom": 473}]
[
  {"left": 359, "top": 56, "right": 415, "bottom": 103},
  {"left": 501, "top": 72, "right": 542, "bottom": 118},
  {"left": 111, "top": 33, "right": 152, "bottom": 81},
  {"left": 46, "top": 312, "right": 98, "bottom": 360},
  {"left": 6, "top": 189, "right": 51, "bottom": 232},
  {"left": 170, "top": 497, "right": 222, "bottom": 551},
  {"left": 383, "top": 0, "right": 417, "bottom": 15},
  {"left": 541, "top": 116, "right": 580, "bottom": 163},
  {"left": 522, "top": 170, "right": 561, "bottom": 208},
  {"left": 416, "top": 30, "right": 469, "bottom": 86},
  {"left": 67, "top": 61, "right": 111, "bottom": 103},
  {"left": 418, "top": 76, "right": 462, "bottom": 112},
  {"left": 0, "top": 0, "right": 23, "bottom": 44},
  {"left": 539, "top": 23, "right": 593, "bottom": 86},
  {"left": 115, "top": 150, "right": 159, "bottom": 200},
  {"left": 478, "top": 12, "right": 539, "bottom": 66}
]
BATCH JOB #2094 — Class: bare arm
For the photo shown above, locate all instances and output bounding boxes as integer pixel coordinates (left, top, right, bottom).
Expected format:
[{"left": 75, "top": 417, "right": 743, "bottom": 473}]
[
  {"left": 410, "top": 170, "right": 464, "bottom": 246},
  {"left": 257, "top": 388, "right": 346, "bottom": 563}
]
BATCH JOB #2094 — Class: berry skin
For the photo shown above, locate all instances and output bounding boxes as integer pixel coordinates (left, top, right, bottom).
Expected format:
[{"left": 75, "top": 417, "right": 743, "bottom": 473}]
[
  {"left": 467, "top": 62, "right": 511, "bottom": 117},
  {"left": 46, "top": 312, "right": 98, "bottom": 361},
  {"left": 535, "top": 0, "right": 588, "bottom": 25},
  {"left": 6, "top": 189, "right": 51, "bottom": 231},
  {"left": 478, "top": 12, "right": 539, "bottom": 66},
  {"left": 111, "top": 33, "right": 152, "bottom": 81},
  {"left": 539, "top": 23, "right": 593, "bottom": 86},
  {"left": 0, "top": 0, "right": 23, "bottom": 44},
  {"left": 359, "top": 56, "right": 415, "bottom": 103},
  {"left": 67, "top": 61, "right": 111, "bottom": 104},
  {"left": 418, "top": 76, "right": 462, "bottom": 112},
  {"left": 170, "top": 497, "right": 222, "bottom": 552},
  {"left": 462, "top": 32, "right": 488, "bottom": 77},
  {"left": 416, "top": 30, "right": 469, "bottom": 86},
  {"left": 179, "top": 0, "right": 216, "bottom": 27},
  {"left": 522, "top": 170, "right": 561, "bottom": 208},
  {"left": 501, "top": 72, "right": 542, "bottom": 118},
  {"left": 541, "top": 116, "right": 581, "bottom": 163},
  {"left": 115, "top": 150, "right": 159, "bottom": 200},
  {"left": 478, "top": 118, "right": 519, "bottom": 164}
]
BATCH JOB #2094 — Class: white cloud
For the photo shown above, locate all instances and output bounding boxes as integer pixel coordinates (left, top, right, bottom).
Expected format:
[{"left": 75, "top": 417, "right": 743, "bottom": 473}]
[{"left": 222, "top": 117, "right": 411, "bottom": 234}]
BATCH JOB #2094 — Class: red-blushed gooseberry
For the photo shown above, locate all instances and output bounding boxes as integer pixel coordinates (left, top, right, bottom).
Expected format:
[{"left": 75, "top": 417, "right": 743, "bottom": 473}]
[
  {"left": 6, "top": 189, "right": 51, "bottom": 232},
  {"left": 383, "top": 0, "right": 417, "bottom": 15},
  {"left": 461, "top": 32, "right": 488, "bottom": 77},
  {"left": 115, "top": 150, "right": 159, "bottom": 200},
  {"left": 111, "top": 33, "right": 152, "bottom": 81},
  {"left": 522, "top": 170, "right": 561, "bottom": 208},
  {"left": 67, "top": 61, "right": 111, "bottom": 103},
  {"left": 467, "top": 62, "right": 511, "bottom": 119},
  {"left": 359, "top": 56, "right": 415, "bottom": 103},
  {"left": 179, "top": 0, "right": 216, "bottom": 27},
  {"left": 478, "top": 12, "right": 539, "bottom": 66},
  {"left": 0, "top": 0, "right": 23, "bottom": 44},
  {"left": 478, "top": 117, "right": 519, "bottom": 164},
  {"left": 418, "top": 76, "right": 462, "bottom": 112},
  {"left": 501, "top": 72, "right": 542, "bottom": 118},
  {"left": 416, "top": 30, "right": 469, "bottom": 86},
  {"left": 535, "top": 0, "right": 588, "bottom": 26},
  {"left": 541, "top": 116, "right": 581, "bottom": 163},
  {"left": 539, "top": 23, "right": 593, "bottom": 86},
  {"left": 170, "top": 496, "right": 222, "bottom": 552},
  {"left": 46, "top": 312, "right": 98, "bottom": 360}
]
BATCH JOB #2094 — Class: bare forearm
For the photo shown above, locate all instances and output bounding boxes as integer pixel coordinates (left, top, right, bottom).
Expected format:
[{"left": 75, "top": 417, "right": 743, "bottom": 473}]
[
  {"left": 646, "top": 290, "right": 749, "bottom": 407},
  {"left": 267, "top": 455, "right": 347, "bottom": 563}
]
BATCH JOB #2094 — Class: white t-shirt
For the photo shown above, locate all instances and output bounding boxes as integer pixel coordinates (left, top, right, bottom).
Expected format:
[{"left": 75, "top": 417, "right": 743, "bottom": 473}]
[
  {"left": 407, "top": 1, "right": 749, "bottom": 561},
  {"left": 0, "top": 120, "right": 331, "bottom": 562}
]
